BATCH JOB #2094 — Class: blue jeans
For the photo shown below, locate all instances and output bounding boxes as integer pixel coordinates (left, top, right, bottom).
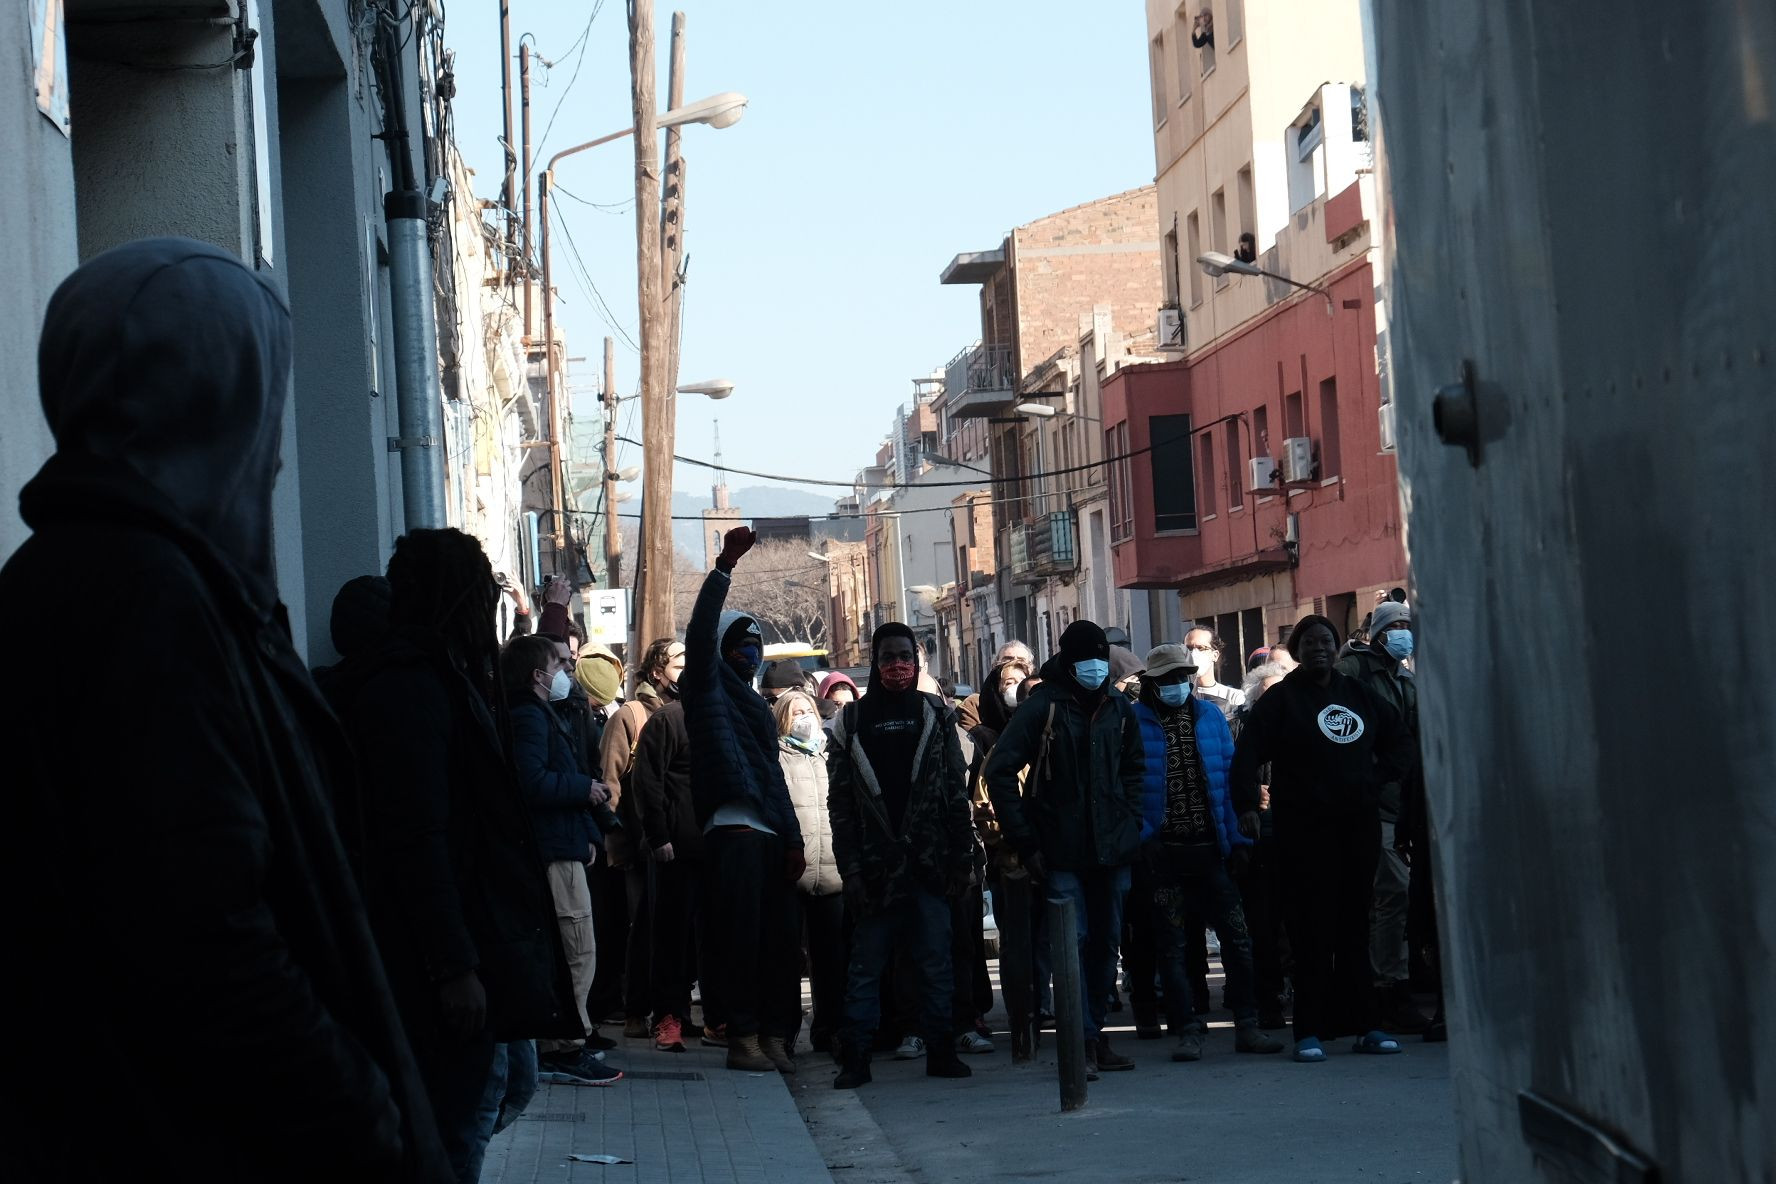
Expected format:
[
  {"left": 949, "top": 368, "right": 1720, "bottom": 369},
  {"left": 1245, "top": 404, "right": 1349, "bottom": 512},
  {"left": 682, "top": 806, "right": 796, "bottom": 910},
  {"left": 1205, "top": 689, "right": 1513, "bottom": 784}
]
[
  {"left": 840, "top": 887, "right": 954, "bottom": 1051},
  {"left": 1046, "top": 865, "right": 1132, "bottom": 1042},
  {"left": 466, "top": 1041, "right": 539, "bottom": 1180}
]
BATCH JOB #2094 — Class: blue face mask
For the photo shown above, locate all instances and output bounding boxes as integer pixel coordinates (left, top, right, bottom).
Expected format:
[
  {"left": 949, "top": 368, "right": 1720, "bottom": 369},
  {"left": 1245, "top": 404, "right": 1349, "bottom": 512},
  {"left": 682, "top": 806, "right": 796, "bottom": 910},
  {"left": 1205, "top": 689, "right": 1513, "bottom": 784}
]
[
  {"left": 1072, "top": 658, "right": 1110, "bottom": 691},
  {"left": 1381, "top": 629, "right": 1414, "bottom": 661},
  {"left": 728, "top": 643, "right": 762, "bottom": 679},
  {"left": 1156, "top": 682, "right": 1191, "bottom": 707}
]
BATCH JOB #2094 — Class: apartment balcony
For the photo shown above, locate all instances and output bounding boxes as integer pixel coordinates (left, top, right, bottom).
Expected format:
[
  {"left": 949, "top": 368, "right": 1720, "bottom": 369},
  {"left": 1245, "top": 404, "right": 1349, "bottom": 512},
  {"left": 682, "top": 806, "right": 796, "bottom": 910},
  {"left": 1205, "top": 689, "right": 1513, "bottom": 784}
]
[
  {"left": 1008, "top": 510, "right": 1078, "bottom": 584},
  {"left": 943, "top": 343, "right": 1017, "bottom": 419}
]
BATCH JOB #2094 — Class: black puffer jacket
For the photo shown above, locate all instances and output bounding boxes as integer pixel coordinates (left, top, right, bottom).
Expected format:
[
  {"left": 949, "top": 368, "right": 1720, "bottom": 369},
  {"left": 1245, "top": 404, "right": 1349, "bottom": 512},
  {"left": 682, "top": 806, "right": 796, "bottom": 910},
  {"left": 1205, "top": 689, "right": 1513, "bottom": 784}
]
[
  {"left": 982, "top": 657, "right": 1145, "bottom": 872},
  {"left": 678, "top": 568, "right": 801, "bottom": 841},
  {"left": 3, "top": 239, "right": 449, "bottom": 1181},
  {"left": 826, "top": 693, "right": 975, "bottom": 907}
]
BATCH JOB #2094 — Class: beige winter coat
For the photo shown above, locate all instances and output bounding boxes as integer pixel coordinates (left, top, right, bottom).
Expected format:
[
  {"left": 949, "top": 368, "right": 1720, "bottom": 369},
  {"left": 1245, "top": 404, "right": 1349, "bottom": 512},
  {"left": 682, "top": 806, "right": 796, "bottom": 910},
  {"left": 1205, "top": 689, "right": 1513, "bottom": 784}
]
[{"left": 780, "top": 738, "right": 842, "bottom": 896}]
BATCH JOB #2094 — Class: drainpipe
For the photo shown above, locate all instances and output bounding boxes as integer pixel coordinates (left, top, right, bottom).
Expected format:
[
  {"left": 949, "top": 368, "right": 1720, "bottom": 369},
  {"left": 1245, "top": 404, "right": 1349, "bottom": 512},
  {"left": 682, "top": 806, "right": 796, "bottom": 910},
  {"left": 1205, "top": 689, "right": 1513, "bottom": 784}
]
[{"left": 376, "top": 21, "right": 447, "bottom": 529}]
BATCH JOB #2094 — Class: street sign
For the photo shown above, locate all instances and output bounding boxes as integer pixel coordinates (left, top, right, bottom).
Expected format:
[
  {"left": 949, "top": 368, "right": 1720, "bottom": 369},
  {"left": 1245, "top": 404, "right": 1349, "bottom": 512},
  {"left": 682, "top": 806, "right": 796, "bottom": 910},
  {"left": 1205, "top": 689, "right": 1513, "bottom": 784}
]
[{"left": 584, "top": 588, "right": 630, "bottom": 648}]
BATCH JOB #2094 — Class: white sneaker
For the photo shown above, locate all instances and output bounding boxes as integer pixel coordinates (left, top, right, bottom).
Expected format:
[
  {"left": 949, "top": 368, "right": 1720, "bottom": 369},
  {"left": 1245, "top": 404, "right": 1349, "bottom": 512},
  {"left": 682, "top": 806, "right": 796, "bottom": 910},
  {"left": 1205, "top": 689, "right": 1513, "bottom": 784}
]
[
  {"left": 893, "top": 1035, "right": 926, "bottom": 1059},
  {"left": 955, "top": 1031, "right": 995, "bottom": 1055}
]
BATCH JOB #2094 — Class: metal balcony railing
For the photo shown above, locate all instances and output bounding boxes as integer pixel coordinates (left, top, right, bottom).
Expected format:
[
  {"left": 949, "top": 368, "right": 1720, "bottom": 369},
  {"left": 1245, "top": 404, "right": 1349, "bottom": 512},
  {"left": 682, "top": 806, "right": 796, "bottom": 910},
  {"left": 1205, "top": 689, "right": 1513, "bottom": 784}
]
[{"left": 1009, "top": 510, "right": 1078, "bottom": 581}]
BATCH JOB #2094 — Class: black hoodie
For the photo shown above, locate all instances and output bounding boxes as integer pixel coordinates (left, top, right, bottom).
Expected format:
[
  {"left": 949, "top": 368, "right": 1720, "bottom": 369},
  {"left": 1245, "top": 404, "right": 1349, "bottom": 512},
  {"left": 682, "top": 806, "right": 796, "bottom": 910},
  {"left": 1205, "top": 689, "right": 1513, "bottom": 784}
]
[
  {"left": 1, "top": 240, "right": 450, "bottom": 1181},
  {"left": 1229, "top": 666, "right": 1414, "bottom": 822}
]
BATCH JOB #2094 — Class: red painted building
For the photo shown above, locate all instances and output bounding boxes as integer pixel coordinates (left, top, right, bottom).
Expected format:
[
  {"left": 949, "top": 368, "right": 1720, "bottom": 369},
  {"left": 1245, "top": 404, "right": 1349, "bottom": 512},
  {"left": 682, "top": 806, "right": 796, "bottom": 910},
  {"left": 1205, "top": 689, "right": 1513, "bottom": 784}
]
[{"left": 1102, "top": 251, "right": 1405, "bottom": 665}]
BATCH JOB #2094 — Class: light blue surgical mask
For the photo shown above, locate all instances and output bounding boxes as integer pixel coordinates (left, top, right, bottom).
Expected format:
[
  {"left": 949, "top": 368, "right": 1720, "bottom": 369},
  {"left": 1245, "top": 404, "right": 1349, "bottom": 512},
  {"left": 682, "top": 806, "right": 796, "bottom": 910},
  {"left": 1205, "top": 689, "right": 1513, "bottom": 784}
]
[
  {"left": 548, "top": 668, "right": 573, "bottom": 702},
  {"left": 1072, "top": 658, "right": 1109, "bottom": 690},
  {"left": 1381, "top": 629, "right": 1415, "bottom": 661},
  {"left": 1156, "top": 683, "right": 1191, "bottom": 707}
]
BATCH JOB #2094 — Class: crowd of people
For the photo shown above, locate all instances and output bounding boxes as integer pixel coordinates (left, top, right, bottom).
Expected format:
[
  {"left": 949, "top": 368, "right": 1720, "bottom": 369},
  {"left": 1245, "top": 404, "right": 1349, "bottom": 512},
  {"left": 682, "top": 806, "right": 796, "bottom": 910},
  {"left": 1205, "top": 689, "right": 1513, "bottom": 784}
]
[{"left": 6, "top": 240, "right": 1440, "bottom": 1181}]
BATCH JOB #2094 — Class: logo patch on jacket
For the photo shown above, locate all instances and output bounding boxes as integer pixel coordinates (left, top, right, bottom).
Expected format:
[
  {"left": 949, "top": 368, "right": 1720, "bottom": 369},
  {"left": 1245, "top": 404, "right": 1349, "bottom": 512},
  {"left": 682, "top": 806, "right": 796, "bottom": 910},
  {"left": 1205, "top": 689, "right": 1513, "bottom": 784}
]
[{"left": 1317, "top": 704, "right": 1365, "bottom": 744}]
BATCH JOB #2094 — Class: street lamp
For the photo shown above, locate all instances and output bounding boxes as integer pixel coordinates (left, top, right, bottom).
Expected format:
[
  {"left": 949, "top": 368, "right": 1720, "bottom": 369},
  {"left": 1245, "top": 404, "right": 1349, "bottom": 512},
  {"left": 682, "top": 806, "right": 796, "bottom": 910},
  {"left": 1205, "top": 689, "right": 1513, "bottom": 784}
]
[
  {"left": 1013, "top": 402, "right": 1102, "bottom": 423},
  {"left": 676, "top": 378, "right": 735, "bottom": 400},
  {"left": 1196, "top": 250, "right": 1332, "bottom": 313},
  {"left": 606, "top": 466, "right": 641, "bottom": 482},
  {"left": 806, "top": 551, "right": 831, "bottom": 563},
  {"left": 535, "top": 92, "right": 748, "bottom": 568}
]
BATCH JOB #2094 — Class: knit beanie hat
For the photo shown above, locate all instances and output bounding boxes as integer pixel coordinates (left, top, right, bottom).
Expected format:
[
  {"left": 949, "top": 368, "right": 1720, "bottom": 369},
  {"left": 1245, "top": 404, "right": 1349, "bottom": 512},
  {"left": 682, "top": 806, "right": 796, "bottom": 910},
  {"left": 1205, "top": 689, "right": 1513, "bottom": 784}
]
[
  {"left": 1369, "top": 600, "right": 1411, "bottom": 635},
  {"left": 329, "top": 574, "right": 391, "bottom": 658},
  {"left": 1058, "top": 619, "right": 1109, "bottom": 664},
  {"left": 573, "top": 645, "right": 623, "bottom": 706}
]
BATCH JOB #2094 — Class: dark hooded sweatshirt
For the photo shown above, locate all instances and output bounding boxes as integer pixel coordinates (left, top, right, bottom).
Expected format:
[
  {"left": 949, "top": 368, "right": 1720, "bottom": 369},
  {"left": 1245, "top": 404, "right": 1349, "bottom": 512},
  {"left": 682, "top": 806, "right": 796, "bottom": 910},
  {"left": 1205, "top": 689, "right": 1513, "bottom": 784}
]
[{"left": 0, "top": 239, "right": 450, "bottom": 1181}]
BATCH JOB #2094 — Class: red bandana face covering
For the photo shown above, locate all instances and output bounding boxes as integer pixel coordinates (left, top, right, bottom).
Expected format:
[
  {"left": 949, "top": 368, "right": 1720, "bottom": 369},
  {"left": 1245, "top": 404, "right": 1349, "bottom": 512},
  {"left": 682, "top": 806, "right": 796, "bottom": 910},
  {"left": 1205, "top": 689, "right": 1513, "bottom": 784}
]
[{"left": 876, "top": 659, "right": 917, "bottom": 692}]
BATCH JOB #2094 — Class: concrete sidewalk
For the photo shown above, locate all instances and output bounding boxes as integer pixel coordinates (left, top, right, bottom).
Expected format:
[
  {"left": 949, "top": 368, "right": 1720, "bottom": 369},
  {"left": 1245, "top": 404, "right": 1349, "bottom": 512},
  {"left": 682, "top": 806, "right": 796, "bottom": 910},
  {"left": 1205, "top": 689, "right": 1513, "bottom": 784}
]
[{"left": 481, "top": 1037, "right": 833, "bottom": 1184}]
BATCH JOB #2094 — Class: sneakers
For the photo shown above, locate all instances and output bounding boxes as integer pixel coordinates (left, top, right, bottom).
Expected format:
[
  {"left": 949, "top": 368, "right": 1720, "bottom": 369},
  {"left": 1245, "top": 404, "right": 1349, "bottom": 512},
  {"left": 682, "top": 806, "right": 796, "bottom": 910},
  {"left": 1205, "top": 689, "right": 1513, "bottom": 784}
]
[
  {"left": 1235, "top": 1025, "right": 1285, "bottom": 1054},
  {"left": 654, "top": 1014, "right": 686, "bottom": 1052},
  {"left": 1036, "top": 1011, "right": 1057, "bottom": 1031},
  {"left": 700, "top": 1024, "right": 728, "bottom": 1048},
  {"left": 623, "top": 1014, "right": 651, "bottom": 1039},
  {"left": 834, "top": 1048, "right": 872, "bottom": 1090},
  {"left": 1171, "top": 1030, "right": 1204, "bottom": 1062},
  {"left": 893, "top": 1035, "right": 926, "bottom": 1060},
  {"left": 584, "top": 1027, "right": 618, "bottom": 1051},
  {"left": 539, "top": 1048, "right": 624, "bottom": 1086},
  {"left": 726, "top": 1033, "right": 775, "bottom": 1072},
  {"left": 759, "top": 1035, "right": 796, "bottom": 1074},
  {"left": 1093, "top": 1035, "right": 1135, "bottom": 1072},
  {"left": 1133, "top": 1018, "right": 1164, "bottom": 1041},
  {"left": 955, "top": 1031, "right": 995, "bottom": 1055}
]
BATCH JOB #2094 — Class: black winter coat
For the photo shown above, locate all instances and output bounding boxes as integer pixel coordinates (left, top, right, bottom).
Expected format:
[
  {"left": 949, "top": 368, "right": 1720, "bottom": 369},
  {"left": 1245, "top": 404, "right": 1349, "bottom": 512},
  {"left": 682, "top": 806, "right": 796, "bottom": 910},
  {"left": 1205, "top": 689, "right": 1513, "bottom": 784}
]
[
  {"left": 338, "top": 635, "right": 581, "bottom": 1045},
  {"left": 827, "top": 694, "right": 976, "bottom": 906},
  {"left": 508, "top": 694, "right": 602, "bottom": 864},
  {"left": 628, "top": 701, "right": 706, "bottom": 858},
  {"left": 982, "top": 661, "right": 1146, "bottom": 872},
  {"left": 679, "top": 568, "right": 802, "bottom": 842},
  {"left": 1, "top": 460, "right": 451, "bottom": 1182}
]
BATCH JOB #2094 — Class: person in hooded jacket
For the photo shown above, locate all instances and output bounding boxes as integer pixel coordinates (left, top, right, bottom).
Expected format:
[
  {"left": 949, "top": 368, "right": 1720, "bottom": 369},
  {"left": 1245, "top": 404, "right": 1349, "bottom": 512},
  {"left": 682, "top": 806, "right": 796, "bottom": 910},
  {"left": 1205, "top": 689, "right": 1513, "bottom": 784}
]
[
  {"left": 600, "top": 637, "right": 685, "bottom": 1038},
  {"left": 773, "top": 690, "right": 848, "bottom": 1058},
  {"left": 826, "top": 624, "right": 978, "bottom": 1088},
  {"left": 312, "top": 574, "right": 392, "bottom": 706},
  {"left": 338, "top": 527, "right": 582, "bottom": 1179},
  {"left": 983, "top": 621, "right": 1145, "bottom": 1077},
  {"left": 681, "top": 527, "right": 807, "bottom": 1073},
  {"left": 1334, "top": 600, "right": 1428, "bottom": 1035},
  {"left": 1132, "top": 644, "right": 1285, "bottom": 1062},
  {"left": 1231, "top": 614, "right": 1415, "bottom": 1064},
  {"left": 0, "top": 239, "right": 449, "bottom": 1181}
]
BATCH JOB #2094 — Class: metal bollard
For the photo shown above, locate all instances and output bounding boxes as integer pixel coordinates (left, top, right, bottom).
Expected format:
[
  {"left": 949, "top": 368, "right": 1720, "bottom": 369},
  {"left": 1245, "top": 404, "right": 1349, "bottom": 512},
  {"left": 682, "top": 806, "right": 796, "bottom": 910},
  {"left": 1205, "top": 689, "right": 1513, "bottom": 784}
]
[
  {"left": 997, "top": 873, "right": 1036, "bottom": 1063},
  {"left": 1047, "top": 893, "right": 1088, "bottom": 1112}
]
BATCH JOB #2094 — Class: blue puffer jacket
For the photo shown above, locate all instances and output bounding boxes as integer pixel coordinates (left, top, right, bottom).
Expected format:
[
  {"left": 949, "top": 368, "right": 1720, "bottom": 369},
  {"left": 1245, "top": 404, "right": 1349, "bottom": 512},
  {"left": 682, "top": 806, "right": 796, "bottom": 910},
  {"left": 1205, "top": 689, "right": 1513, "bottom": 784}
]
[
  {"left": 679, "top": 568, "right": 802, "bottom": 844},
  {"left": 1133, "top": 693, "right": 1251, "bottom": 858}
]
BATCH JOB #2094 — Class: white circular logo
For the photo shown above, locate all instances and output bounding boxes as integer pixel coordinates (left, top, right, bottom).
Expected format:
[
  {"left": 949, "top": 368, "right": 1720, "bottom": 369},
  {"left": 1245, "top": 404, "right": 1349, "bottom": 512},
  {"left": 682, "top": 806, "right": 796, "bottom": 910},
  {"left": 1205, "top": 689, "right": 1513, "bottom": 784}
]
[{"left": 1317, "top": 704, "right": 1366, "bottom": 744}]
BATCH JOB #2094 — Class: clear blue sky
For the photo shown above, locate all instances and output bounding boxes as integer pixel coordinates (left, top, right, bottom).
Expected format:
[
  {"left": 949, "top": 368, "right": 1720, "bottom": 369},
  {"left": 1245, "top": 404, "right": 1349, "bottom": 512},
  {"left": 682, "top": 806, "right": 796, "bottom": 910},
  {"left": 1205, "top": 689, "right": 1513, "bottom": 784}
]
[{"left": 448, "top": 1, "right": 1156, "bottom": 498}]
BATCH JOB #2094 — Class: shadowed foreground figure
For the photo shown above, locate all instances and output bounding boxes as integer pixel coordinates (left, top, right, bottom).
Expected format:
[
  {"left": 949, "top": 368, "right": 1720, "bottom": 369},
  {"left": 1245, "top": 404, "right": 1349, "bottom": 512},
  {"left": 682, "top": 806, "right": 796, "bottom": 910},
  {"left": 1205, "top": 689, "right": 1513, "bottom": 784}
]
[{"left": 0, "top": 238, "right": 449, "bottom": 1180}]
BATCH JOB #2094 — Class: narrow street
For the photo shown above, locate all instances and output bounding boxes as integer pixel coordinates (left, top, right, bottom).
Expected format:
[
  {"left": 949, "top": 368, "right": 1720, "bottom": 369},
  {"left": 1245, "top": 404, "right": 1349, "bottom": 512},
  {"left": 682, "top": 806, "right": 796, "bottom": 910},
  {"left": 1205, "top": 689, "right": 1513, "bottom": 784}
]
[{"left": 790, "top": 964, "right": 1456, "bottom": 1184}]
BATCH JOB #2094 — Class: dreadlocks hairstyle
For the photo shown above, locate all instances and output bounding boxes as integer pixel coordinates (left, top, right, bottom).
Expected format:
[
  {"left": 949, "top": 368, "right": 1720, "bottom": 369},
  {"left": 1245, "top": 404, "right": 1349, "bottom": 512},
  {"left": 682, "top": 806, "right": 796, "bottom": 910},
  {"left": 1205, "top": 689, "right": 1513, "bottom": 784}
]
[{"left": 386, "top": 528, "right": 503, "bottom": 717}]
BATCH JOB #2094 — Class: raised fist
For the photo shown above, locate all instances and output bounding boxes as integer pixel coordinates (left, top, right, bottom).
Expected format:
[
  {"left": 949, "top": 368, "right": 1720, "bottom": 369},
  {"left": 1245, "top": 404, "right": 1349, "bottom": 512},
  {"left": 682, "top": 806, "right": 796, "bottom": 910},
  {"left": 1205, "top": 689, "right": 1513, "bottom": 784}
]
[{"left": 717, "top": 525, "right": 757, "bottom": 571}]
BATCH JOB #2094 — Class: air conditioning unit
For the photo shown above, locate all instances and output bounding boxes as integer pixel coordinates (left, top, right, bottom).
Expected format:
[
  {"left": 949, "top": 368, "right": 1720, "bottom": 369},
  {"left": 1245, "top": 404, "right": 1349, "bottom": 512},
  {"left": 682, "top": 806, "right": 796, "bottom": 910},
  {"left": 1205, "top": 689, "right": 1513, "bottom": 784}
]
[
  {"left": 1247, "top": 456, "right": 1278, "bottom": 493},
  {"left": 1378, "top": 402, "right": 1396, "bottom": 452},
  {"left": 1157, "top": 307, "right": 1186, "bottom": 352},
  {"left": 1281, "top": 437, "right": 1316, "bottom": 483}
]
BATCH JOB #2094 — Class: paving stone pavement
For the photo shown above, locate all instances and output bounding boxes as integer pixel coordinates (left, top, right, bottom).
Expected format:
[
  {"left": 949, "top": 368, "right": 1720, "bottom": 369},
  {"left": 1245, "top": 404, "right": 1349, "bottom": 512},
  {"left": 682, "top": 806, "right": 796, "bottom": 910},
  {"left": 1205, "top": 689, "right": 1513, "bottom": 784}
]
[{"left": 480, "top": 1037, "right": 834, "bottom": 1184}]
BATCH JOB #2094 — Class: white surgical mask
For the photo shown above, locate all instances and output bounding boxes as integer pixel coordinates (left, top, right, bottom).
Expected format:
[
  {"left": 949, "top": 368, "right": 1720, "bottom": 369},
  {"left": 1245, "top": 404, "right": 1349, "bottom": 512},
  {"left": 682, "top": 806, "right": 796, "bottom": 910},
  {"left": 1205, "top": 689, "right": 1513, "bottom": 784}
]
[
  {"left": 1000, "top": 685, "right": 1022, "bottom": 710},
  {"left": 548, "top": 669, "right": 573, "bottom": 702},
  {"left": 791, "top": 714, "right": 821, "bottom": 742},
  {"left": 1186, "top": 648, "right": 1216, "bottom": 680}
]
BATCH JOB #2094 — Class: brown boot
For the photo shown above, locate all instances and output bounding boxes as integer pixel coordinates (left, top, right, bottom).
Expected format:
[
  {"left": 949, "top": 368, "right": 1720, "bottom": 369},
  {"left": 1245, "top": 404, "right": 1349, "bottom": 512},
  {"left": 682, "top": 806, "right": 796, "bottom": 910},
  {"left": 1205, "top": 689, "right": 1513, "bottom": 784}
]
[
  {"left": 759, "top": 1035, "right": 797, "bottom": 1074},
  {"left": 1094, "top": 1034, "right": 1135, "bottom": 1071},
  {"left": 726, "top": 1033, "right": 775, "bottom": 1072}
]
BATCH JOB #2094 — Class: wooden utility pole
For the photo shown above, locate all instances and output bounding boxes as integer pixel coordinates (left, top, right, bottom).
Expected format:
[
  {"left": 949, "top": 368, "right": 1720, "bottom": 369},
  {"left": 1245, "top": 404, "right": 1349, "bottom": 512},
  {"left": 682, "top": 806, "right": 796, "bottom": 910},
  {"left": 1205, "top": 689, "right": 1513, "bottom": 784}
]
[
  {"left": 520, "top": 40, "right": 534, "bottom": 338},
  {"left": 661, "top": 11, "right": 689, "bottom": 392},
  {"left": 630, "top": 0, "right": 673, "bottom": 647},
  {"left": 603, "top": 335, "right": 621, "bottom": 586}
]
